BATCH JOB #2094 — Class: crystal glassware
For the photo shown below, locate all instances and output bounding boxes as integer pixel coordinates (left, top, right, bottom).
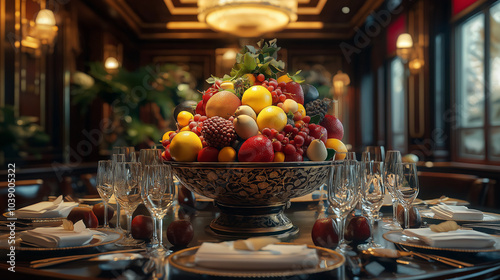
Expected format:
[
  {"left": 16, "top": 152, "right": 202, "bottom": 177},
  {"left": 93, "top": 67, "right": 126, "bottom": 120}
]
[
  {"left": 394, "top": 162, "right": 419, "bottom": 229},
  {"left": 363, "top": 146, "right": 385, "bottom": 162},
  {"left": 114, "top": 161, "right": 144, "bottom": 247},
  {"left": 113, "top": 146, "right": 137, "bottom": 162},
  {"left": 359, "top": 161, "right": 385, "bottom": 250},
  {"left": 382, "top": 150, "right": 403, "bottom": 230},
  {"left": 111, "top": 154, "right": 125, "bottom": 232},
  {"left": 142, "top": 164, "right": 175, "bottom": 250},
  {"left": 327, "top": 160, "right": 360, "bottom": 252},
  {"left": 96, "top": 160, "right": 113, "bottom": 228}
]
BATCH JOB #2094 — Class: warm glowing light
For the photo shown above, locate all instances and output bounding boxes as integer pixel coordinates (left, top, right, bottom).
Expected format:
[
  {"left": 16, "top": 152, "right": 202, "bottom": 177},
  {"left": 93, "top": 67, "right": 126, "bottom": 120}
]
[
  {"left": 198, "top": 0, "right": 298, "bottom": 37},
  {"left": 105, "top": 57, "right": 120, "bottom": 70},
  {"left": 342, "top": 7, "right": 350, "bottom": 14},
  {"left": 332, "top": 70, "right": 350, "bottom": 98},
  {"left": 35, "top": 9, "right": 56, "bottom": 26},
  {"left": 408, "top": 58, "right": 425, "bottom": 74},
  {"left": 396, "top": 33, "right": 413, "bottom": 62}
]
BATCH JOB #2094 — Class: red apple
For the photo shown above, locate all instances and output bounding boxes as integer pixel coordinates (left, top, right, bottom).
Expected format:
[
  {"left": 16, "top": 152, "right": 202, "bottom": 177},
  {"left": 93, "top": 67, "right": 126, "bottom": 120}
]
[
  {"left": 311, "top": 218, "right": 338, "bottom": 249},
  {"left": 92, "top": 203, "right": 114, "bottom": 226},
  {"left": 178, "top": 185, "right": 196, "bottom": 212},
  {"left": 396, "top": 205, "right": 422, "bottom": 229},
  {"left": 284, "top": 81, "right": 304, "bottom": 105},
  {"left": 344, "top": 215, "right": 371, "bottom": 243},
  {"left": 167, "top": 220, "right": 194, "bottom": 247},
  {"left": 67, "top": 207, "right": 99, "bottom": 228},
  {"left": 197, "top": 147, "right": 219, "bottom": 162},
  {"left": 320, "top": 115, "right": 344, "bottom": 140},
  {"left": 131, "top": 215, "right": 154, "bottom": 240},
  {"left": 238, "top": 135, "right": 274, "bottom": 162},
  {"left": 308, "top": 124, "right": 328, "bottom": 144}
]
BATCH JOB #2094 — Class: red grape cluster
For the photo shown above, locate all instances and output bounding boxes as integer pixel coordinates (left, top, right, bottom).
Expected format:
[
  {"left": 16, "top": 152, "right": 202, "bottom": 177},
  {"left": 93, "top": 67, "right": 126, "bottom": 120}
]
[{"left": 254, "top": 74, "right": 289, "bottom": 105}]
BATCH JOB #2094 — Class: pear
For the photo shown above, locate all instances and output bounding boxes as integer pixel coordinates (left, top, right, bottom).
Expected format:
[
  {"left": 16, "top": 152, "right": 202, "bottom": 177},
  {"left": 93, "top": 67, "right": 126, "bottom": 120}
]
[
  {"left": 233, "top": 115, "right": 259, "bottom": 139},
  {"left": 234, "top": 105, "right": 257, "bottom": 120},
  {"left": 307, "top": 139, "right": 328, "bottom": 161}
]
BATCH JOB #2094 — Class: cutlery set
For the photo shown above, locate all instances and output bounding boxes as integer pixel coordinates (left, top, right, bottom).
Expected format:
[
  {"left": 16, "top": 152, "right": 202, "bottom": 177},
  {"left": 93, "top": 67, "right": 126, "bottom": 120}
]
[{"left": 30, "top": 248, "right": 144, "bottom": 268}]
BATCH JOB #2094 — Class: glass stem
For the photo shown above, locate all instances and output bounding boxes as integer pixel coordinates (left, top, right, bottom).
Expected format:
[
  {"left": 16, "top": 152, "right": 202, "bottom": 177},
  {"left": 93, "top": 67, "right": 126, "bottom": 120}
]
[
  {"left": 404, "top": 206, "right": 410, "bottom": 229},
  {"left": 116, "top": 203, "right": 121, "bottom": 230},
  {"left": 151, "top": 216, "right": 158, "bottom": 245},
  {"left": 392, "top": 199, "right": 398, "bottom": 225},
  {"left": 369, "top": 216, "right": 376, "bottom": 245},
  {"left": 126, "top": 213, "right": 133, "bottom": 239},
  {"left": 103, "top": 203, "right": 109, "bottom": 228},
  {"left": 157, "top": 217, "right": 163, "bottom": 246},
  {"left": 337, "top": 217, "right": 345, "bottom": 248}
]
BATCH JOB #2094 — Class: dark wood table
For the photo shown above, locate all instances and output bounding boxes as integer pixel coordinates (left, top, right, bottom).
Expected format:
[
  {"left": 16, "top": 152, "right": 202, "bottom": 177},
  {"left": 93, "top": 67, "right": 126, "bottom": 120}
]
[{"left": 2, "top": 202, "right": 500, "bottom": 279}]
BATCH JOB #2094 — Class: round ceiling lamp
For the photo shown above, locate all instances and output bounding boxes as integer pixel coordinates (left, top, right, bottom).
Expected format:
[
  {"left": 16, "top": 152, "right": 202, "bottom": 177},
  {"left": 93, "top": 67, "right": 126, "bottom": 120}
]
[{"left": 198, "top": 0, "right": 298, "bottom": 37}]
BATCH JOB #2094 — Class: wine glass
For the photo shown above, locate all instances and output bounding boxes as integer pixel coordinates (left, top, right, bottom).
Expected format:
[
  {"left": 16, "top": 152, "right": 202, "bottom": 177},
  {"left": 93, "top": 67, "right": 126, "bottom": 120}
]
[
  {"left": 327, "top": 160, "right": 359, "bottom": 253},
  {"left": 96, "top": 160, "right": 113, "bottom": 228},
  {"left": 363, "top": 146, "right": 385, "bottom": 162},
  {"left": 359, "top": 161, "right": 385, "bottom": 250},
  {"left": 113, "top": 146, "right": 137, "bottom": 162},
  {"left": 114, "top": 162, "right": 144, "bottom": 247},
  {"left": 383, "top": 150, "right": 402, "bottom": 230},
  {"left": 142, "top": 164, "right": 175, "bottom": 250},
  {"left": 394, "top": 163, "right": 419, "bottom": 229},
  {"left": 139, "top": 149, "right": 164, "bottom": 248},
  {"left": 111, "top": 154, "right": 125, "bottom": 232}
]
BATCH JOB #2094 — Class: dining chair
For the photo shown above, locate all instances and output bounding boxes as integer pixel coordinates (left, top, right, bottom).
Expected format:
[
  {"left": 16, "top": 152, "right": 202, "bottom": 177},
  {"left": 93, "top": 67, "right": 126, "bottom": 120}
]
[
  {"left": 0, "top": 179, "right": 47, "bottom": 212},
  {"left": 417, "top": 172, "right": 496, "bottom": 209}
]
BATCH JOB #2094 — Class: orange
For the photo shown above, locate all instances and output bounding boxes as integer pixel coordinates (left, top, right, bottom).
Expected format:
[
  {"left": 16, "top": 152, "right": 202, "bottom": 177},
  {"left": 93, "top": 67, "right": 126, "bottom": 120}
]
[
  {"left": 242, "top": 86, "right": 272, "bottom": 114},
  {"left": 177, "top": 111, "right": 193, "bottom": 127},
  {"left": 273, "top": 152, "right": 285, "bottom": 162},
  {"left": 218, "top": 146, "right": 237, "bottom": 162},
  {"left": 169, "top": 131, "right": 202, "bottom": 162},
  {"left": 256, "top": 106, "right": 287, "bottom": 132},
  {"left": 297, "top": 103, "right": 306, "bottom": 118},
  {"left": 277, "top": 74, "right": 292, "bottom": 84},
  {"left": 325, "top": 138, "right": 347, "bottom": 160}
]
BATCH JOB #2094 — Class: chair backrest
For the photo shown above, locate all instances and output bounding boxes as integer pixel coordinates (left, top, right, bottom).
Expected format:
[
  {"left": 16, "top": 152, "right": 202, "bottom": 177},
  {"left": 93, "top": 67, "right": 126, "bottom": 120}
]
[
  {"left": 0, "top": 179, "right": 47, "bottom": 212},
  {"left": 417, "top": 172, "right": 495, "bottom": 208}
]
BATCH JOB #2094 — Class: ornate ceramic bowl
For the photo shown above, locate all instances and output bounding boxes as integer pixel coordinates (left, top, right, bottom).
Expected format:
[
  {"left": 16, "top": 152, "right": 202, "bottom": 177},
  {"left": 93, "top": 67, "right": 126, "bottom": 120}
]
[{"left": 170, "top": 161, "right": 333, "bottom": 239}]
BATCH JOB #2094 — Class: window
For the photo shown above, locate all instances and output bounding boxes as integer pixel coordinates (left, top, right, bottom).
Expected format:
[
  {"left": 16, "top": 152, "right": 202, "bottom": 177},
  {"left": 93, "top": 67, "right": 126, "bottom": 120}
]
[
  {"left": 390, "top": 57, "right": 406, "bottom": 152},
  {"left": 455, "top": 1, "right": 500, "bottom": 162}
]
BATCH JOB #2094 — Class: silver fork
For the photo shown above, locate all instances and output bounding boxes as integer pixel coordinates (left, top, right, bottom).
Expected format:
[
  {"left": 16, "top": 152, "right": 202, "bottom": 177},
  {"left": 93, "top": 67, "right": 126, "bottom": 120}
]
[{"left": 394, "top": 243, "right": 474, "bottom": 268}]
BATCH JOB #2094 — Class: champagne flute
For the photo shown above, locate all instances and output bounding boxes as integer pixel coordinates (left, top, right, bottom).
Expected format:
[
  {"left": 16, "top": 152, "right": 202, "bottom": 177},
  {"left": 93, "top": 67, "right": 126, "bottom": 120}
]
[
  {"left": 394, "top": 163, "right": 419, "bottom": 229},
  {"left": 96, "top": 160, "right": 113, "bottom": 228},
  {"left": 359, "top": 161, "right": 385, "bottom": 250},
  {"left": 112, "top": 154, "right": 125, "bottom": 232},
  {"left": 142, "top": 164, "right": 175, "bottom": 250},
  {"left": 114, "top": 162, "right": 144, "bottom": 247},
  {"left": 327, "top": 160, "right": 359, "bottom": 252},
  {"left": 139, "top": 149, "right": 164, "bottom": 248},
  {"left": 383, "top": 150, "right": 403, "bottom": 230}
]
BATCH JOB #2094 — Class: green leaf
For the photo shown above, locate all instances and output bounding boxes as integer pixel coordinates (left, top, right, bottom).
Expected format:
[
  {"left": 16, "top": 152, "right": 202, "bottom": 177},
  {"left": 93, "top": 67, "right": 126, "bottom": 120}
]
[
  {"left": 325, "top": 148, "right": 336, "bottom": 161},
  {"left": 310, "top": 115, "right": 321, "bottom": 124},
  {"left": 243, "top": 52, "right": 257, "bottom": 71}
]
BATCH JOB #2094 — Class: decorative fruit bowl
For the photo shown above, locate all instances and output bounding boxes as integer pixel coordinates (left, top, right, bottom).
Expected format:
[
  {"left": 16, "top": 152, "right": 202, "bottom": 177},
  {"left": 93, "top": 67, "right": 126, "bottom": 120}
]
[{"left": 170, "top": 161, "right": 333, "bottom": 239}]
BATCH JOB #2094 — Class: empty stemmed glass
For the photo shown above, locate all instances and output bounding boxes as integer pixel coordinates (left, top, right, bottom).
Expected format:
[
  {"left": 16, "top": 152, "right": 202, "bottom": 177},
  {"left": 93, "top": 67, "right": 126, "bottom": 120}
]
[
  {"left": 394, "top": 163, "right": 419, "bottom": 229},
  {"left": 114, "top": 162, "right": 144, "bottom": 247},
  {"left": 96, "top": 160, "right": 113, "bottom": 228},
  {"left": 359, "top": 161, "right": 385, "bottom": 250},
  {"left": 383, "top": 150, "right": 403, "bottom": 230},
  {"left": 113, "top": 146, "right": 137, "bottom": 162},
  {"left": 327, "top": 160, "right": 359, "bottom": 253},
  {"left": 111, "top": 154, "right": 125, "bottom": 232},
  {"left": 364, "top": 146, "right": 385, "bottom": 162},
  {"left": 142, "top": 164, "right": 175, "bottom": 249}
]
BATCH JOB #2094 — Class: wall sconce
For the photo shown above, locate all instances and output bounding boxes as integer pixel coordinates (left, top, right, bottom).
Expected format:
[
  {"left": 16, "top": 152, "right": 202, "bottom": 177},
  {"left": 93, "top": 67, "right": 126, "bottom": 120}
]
[
  {"left": 332, "top": 70, "right": 350, "bottom": 99},
  {"left": 22, "top": 8, "right": 58, "bottom": 54},
  {"left": 104, "top": 57, "right": 120, "bottom": 71},
  {"left": 396, "top": 33, "right": 413, "bottom": 62}
]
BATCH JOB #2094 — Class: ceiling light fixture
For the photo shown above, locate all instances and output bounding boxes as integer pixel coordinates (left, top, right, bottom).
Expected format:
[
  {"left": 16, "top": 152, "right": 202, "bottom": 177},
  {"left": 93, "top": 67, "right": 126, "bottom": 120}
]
[
  {"left": 342, "top": 7, "right": 350, "bottom": 14},
  {"left": 197, "top": 0, "right": 298, "bottom": 37}
]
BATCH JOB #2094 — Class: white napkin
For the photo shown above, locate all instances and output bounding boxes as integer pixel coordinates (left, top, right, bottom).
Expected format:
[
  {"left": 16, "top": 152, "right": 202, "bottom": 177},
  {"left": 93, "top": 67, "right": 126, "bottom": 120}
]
[
  {"left": 403, "top": 228, "right": 496, "bottom": 249},
  {"left": 14, "top": 196, "right": 78, "bottom": 219},
  {"left": 19, "top": 221, "right": 102, "bottom": 248},
  {"left": 194, "top": 242, "right": 319, "bottom": 270},
  {"left": 430, "top": 204, "right": 483, "bottom": 220}
]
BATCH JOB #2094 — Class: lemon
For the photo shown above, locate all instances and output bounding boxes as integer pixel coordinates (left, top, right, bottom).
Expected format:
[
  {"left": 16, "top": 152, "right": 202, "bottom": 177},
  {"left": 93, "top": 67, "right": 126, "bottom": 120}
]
[
  {"left": 220, "top": 82, "right": 234, "bottom": 90},
  {"left": 242, "top": 86, "right": 272, "bottom": 114},
  {"left": 162, "top": 131, "right": 175, "bottom": 141},
  {"left": 297, "top": 103, "right": 306, "bottom": 118},
  {"left": 325, "top": 138, "right": 347, "bottom": 160},
  {"left": 169, "top": 131, "right": 202, "bottom": 162},
  {"left": 177, "top": 111, "right": 193, "bottom": 127},
  {"left": 218, "top": 146, "right": 237, "bottom": 162},
  {"left": 257, "top": 106, "right": 287, "bottom": 132}
]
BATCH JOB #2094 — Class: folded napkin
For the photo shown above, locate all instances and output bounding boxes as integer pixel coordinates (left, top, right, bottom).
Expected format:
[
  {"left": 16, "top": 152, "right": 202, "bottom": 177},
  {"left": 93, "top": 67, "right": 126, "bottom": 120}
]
[
  {"left": 15, "top": 196, "right": 79, "bottom": 219},
  {"left": 194, "top": 242, "right": 319, "bottom": 270},
  {"left": 430, "top": 204, "right": 483, "bottom": 220},
  {"left": 19, "top": 221, "right": 101, "bottom": 248},
  {"left": 403, "top": 228, "right": 496, "bottom": 249}
]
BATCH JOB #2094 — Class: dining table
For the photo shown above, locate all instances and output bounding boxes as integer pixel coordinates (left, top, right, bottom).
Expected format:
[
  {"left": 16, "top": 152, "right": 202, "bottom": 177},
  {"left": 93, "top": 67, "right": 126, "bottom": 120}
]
[{"left": 1, "top": 197, "right": 500, "bottom": 280}]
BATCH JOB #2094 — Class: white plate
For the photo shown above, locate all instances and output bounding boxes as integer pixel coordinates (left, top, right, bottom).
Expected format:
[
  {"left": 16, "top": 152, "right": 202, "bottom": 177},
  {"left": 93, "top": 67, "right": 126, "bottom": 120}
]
[{"left": 420, "top": 210, "right": 500, "bottom": 224}]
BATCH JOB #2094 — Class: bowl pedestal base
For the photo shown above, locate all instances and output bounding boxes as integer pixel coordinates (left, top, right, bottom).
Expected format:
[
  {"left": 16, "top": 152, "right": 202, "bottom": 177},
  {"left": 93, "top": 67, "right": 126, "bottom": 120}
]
[{"left": 206, "top": 202, "right": 299, "bottom": 240}]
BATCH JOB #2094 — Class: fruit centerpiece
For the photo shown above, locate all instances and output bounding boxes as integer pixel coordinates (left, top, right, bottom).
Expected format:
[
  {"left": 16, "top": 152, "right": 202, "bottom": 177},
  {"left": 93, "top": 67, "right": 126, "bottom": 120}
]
[{"left": 161, "top": 39, "right": 347, "bottom": 239}]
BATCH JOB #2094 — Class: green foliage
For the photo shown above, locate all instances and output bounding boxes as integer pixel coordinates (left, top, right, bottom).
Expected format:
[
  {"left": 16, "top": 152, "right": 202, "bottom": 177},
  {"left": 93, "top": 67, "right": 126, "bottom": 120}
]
[
  {"left": 71, "top": 62, "right": 199, "bottom": 146},
  {"left": 0, "top": 106, "right": 50, "bottom": 160}
]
